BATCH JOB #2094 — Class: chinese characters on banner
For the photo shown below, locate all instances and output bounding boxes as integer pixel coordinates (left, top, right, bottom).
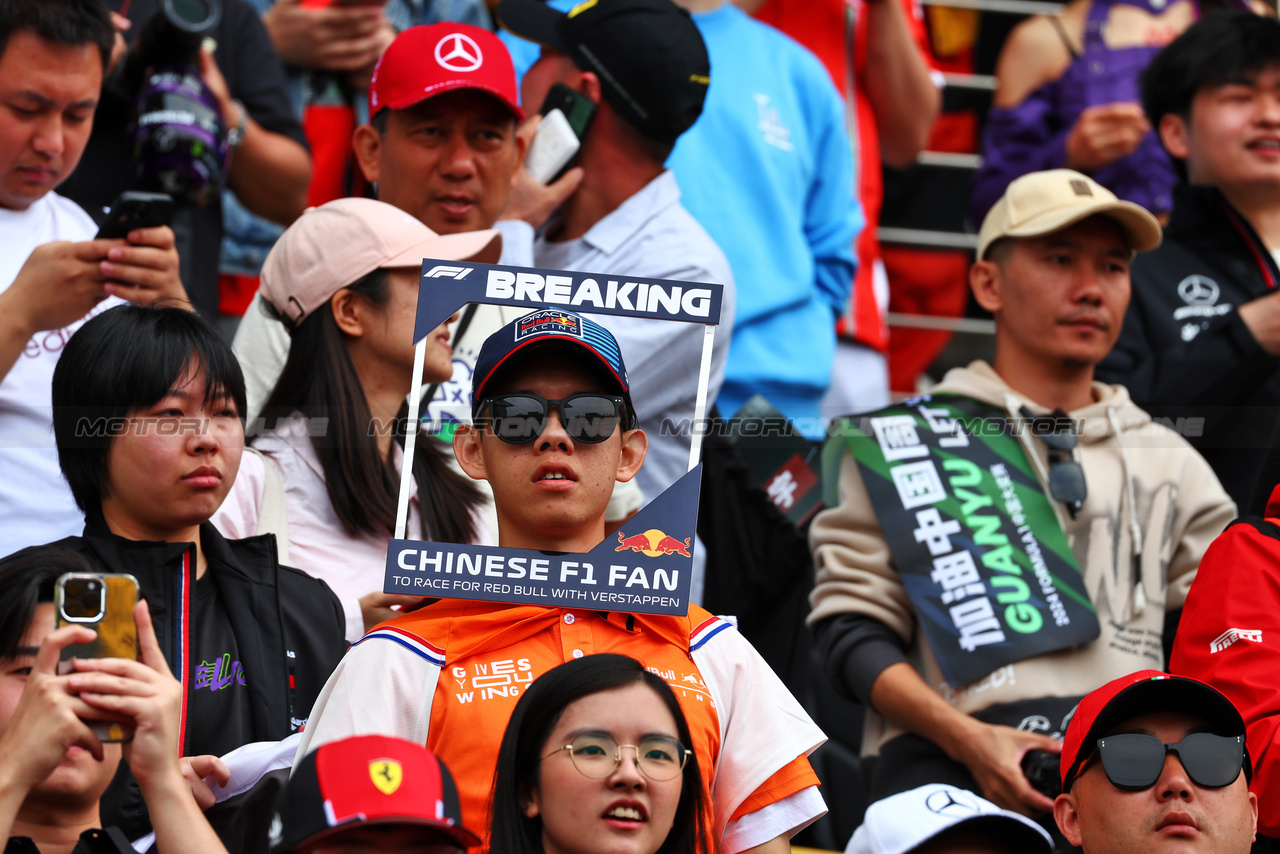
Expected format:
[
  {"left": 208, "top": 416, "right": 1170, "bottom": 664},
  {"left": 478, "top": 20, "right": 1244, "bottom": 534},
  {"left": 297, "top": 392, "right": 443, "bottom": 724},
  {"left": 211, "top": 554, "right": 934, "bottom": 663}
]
[{"left": 829, "top": 397, "right": 1100, "bottom": 687}]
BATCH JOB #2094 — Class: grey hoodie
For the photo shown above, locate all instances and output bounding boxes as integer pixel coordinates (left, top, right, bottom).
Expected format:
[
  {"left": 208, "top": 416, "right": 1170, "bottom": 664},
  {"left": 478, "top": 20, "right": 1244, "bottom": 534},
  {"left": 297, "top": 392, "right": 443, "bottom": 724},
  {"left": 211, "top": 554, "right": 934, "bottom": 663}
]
[{"left": 809, "top": 361, "right": 1237, "bottom": 752}]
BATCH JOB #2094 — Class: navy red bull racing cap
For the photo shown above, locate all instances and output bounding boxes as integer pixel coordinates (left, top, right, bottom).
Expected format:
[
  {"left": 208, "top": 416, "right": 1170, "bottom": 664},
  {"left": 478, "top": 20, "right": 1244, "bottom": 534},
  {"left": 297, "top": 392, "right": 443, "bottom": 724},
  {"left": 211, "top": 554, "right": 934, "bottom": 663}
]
[{"left": 471, "top": 309, "right": 634, "bottom": 423}]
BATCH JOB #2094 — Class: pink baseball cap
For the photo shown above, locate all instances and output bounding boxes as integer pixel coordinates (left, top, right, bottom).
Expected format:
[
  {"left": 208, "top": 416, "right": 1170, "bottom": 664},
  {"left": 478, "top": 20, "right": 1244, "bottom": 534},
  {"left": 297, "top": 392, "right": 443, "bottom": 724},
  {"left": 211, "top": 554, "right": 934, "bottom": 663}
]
[
  {"left": 258, "top": 197, "right": 502, "bottom": 328},
  {"left": 368, "top": 23, "right": 523, "bottom": 121}
]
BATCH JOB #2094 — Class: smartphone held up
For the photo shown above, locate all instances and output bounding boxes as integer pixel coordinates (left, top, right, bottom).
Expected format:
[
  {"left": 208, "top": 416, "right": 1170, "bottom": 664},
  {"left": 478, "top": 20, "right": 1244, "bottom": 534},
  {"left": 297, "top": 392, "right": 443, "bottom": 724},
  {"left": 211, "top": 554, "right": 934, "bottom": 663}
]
[
  {"left": 95, "top": 192, "right": 176, "bottom": 240},
  {"left": 525, "top": 82, "right": 595, "bottom": 184},
  {"left": 54, "top": 572, "right": 140, "bottom": 743}
]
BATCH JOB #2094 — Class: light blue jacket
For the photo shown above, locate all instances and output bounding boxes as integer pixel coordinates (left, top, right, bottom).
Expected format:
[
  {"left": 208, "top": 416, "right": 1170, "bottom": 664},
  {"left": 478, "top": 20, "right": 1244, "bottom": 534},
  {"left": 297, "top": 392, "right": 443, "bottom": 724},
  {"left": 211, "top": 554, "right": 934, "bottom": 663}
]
[{"left": 666, "top": 4, "right": 863, "bottom": 434}]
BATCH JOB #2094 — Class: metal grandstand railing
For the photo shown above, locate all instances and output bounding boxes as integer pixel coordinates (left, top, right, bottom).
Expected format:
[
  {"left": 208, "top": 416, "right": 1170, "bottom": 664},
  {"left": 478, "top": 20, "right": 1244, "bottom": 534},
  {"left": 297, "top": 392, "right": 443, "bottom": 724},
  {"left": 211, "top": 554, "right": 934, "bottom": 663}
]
[
  {"left": 878, "top": 227, "right": 978, "bottom": 250},
  {"left": 939, "top": 71, "right": 998, "bottom": 91},
  {"left": 920, "top": 0, "right": 1063, "bottom": 16},
  {"left": 877, "top": 0, "right": 1065, "bottom": 336}
]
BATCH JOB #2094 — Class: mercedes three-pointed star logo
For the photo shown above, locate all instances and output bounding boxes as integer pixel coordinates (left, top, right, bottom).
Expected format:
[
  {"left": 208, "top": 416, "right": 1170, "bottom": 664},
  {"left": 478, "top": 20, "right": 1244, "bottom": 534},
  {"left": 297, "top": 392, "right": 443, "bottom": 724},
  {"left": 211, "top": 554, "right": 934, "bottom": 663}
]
[
  {"left": 925, "top": 787, "right": 981, "bottom": 816},
  {"left": 435, "top": 32, "right": 483, "bottom": 73},
  {"left": 1177, "top": 274, "right": 1220, "bottom": 306}
]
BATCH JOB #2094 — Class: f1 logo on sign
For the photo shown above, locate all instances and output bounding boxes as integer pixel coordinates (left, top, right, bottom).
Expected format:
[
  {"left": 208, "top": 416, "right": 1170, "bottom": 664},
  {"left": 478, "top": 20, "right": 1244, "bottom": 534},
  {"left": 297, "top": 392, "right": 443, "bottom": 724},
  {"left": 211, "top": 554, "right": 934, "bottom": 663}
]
[{"left": 425, "top": 265, "right": 474, "bottom": 280}]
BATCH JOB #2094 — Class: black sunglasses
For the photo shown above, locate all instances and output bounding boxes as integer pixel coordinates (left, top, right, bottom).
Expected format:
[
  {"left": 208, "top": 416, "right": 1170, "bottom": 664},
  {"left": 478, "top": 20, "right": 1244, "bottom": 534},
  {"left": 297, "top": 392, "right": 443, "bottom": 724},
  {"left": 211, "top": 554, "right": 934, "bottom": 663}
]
[
  {"left": 1095, "top": 732, "right": 1245, "bottom": 791},
  {"left": 477, "top": 393, "right": 633, "bottom": 444},
  {"left": 1021, "top": 407, "right": 1087, "bottom": 517}
]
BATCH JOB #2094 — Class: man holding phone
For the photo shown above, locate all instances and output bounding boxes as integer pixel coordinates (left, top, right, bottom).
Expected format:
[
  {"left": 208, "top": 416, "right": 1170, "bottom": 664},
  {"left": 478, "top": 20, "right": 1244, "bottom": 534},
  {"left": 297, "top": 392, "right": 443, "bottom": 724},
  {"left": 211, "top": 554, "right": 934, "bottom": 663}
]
[
  {"left": 497, "top": 0, "right": 737, "bottom": 542},
  {"left": 0, "top": 0, "right": 189, "bottom": 561}
]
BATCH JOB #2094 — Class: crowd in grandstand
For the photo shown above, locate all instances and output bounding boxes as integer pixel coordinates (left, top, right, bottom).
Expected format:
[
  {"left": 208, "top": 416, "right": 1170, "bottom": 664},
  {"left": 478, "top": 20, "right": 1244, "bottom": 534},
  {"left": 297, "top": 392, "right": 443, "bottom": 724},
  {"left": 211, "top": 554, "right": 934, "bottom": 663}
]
[{"left": 4, "top": 0, "right": 1280, "bottom": 852}]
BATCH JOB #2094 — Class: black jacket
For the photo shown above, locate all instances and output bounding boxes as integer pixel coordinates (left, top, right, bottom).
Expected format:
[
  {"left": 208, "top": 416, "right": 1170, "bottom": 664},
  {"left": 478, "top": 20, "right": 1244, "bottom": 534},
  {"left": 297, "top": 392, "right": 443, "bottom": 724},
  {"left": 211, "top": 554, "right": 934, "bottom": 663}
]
[
  {"left": 49, "top": 517, "right": 347, "bottom": 838},
  {"left": 1096, "top": 183, "right": 1280, "bottom": 511},
  {"left": 6, "top": 828, "right": 133, "bottom": 854}
]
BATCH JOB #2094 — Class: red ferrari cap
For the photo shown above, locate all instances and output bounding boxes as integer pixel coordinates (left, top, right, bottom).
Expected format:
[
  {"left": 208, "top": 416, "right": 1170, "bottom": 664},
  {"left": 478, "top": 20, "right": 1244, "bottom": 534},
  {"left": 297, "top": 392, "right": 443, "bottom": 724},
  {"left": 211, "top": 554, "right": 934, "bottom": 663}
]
[
  {"left": 270, "top": 735, "right": 481, "bottom": 852},
  {"left": 1060, "top": 670, "right": 1248, "bottom": 791},
  {"left": 368, "top": 23, "right": 523, "bottom": 121}
]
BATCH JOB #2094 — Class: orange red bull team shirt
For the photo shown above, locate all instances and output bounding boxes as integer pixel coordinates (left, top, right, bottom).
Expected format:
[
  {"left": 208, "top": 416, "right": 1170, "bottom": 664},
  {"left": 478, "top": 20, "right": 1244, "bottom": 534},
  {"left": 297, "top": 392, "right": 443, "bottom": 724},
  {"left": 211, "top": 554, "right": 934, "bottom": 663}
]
[{"left": 296, "top": 600, "right": 825, "bottom": 852}]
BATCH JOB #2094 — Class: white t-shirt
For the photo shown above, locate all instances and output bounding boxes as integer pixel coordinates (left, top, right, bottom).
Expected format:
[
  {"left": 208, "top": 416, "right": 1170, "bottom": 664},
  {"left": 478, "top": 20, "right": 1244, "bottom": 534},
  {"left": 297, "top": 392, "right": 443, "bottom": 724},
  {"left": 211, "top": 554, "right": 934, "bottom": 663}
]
[
  {"left": 0, "top": 193, "right": 123, "bottom": 558},
  {"left": 213, "top": 413, "right": 495, "bottom": 643},
  {"left": 231, "top": 219, "right": 536, "bottom": 426}
]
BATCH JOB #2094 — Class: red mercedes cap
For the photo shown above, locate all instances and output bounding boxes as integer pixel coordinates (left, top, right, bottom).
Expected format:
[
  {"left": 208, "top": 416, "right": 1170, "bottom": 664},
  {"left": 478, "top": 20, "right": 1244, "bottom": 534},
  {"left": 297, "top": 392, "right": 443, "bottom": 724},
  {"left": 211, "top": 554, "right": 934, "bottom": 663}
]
[
  {"left": 1060, "top": 670, "right": 1249, "bottom": 791},
  {"left": 368, "top": 23, "right": 523, "bottom": 121},
  {"left": 270, "top": 735, "right": 481, "bottom": 852}
]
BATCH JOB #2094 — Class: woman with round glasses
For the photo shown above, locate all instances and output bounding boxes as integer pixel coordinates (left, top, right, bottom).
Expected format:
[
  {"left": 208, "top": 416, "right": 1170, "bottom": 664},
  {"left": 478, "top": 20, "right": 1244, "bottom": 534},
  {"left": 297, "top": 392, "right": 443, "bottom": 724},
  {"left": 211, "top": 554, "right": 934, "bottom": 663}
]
[
  {"left": 490, "top": 654, "right": 707, "bottom": 854},
  {"left": 213, "top": 198, "right": 503, "bottom": 642}
]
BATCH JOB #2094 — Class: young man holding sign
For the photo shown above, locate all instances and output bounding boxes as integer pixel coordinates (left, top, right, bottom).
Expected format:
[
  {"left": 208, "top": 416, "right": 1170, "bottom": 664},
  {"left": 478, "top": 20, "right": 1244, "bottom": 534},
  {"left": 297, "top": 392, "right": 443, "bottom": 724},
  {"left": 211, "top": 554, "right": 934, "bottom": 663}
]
[
  {"left": 809, "top": 169, "right": 1235, "bottom": 835},
  {"left": 297, "top": 312, "right": 825, "bottom": 854}
]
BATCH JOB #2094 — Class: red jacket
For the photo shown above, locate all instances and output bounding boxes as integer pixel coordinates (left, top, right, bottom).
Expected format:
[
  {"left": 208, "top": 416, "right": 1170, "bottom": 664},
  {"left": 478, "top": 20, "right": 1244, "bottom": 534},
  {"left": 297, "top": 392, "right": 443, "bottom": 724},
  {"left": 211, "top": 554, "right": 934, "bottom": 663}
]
[{"left": 1171, "top": 510, "right": 1280, "bottom": 834}]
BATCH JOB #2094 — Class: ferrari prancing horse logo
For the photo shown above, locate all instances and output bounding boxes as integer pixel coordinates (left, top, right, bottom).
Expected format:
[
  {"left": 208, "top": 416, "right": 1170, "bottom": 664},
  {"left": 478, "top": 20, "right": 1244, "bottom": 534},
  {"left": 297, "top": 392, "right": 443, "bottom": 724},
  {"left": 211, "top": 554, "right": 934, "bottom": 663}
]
[{"left": 370, "top": 759, "right": 403, "bottom": 795}]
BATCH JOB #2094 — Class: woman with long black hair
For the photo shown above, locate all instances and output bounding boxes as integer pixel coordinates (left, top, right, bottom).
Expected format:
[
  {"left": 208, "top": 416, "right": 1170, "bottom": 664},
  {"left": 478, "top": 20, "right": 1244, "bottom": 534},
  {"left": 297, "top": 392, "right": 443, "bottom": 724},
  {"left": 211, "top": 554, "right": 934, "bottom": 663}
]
[
  {"left": 214, "top": 197, "right": 502, "bottom": 641},
  {"left": 490, "top": 654, "right": 707, "bottom": 854}
]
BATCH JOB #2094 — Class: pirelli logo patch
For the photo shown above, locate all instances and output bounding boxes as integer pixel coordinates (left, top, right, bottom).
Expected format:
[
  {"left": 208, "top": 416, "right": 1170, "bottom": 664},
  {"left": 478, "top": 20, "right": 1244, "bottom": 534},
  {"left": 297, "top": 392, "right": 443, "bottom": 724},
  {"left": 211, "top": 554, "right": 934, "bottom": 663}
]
[{"left": 1210, "top": 628, "right": 1263, "bottom": 654}]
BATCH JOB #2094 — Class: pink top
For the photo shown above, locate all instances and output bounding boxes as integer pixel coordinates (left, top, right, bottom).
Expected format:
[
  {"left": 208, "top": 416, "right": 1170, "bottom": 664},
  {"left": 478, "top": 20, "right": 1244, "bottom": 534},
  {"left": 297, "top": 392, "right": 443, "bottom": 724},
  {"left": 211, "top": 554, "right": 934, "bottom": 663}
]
[{"left": 214, "top": 413, "right": 492, "bottom": 641}]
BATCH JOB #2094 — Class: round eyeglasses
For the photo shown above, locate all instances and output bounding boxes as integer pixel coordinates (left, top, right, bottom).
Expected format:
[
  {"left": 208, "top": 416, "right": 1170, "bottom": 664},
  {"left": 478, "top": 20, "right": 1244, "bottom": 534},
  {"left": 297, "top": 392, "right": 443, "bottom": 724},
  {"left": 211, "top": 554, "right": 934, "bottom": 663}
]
[{"left": 541, "top": 733, "right": 691, "bottom": 782}]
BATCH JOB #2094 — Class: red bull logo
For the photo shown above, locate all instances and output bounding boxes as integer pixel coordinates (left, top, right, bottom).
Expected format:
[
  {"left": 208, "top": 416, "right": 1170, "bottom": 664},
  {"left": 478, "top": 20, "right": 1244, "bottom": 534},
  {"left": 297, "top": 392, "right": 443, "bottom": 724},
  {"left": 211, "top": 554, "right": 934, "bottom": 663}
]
[
  {"left": 614, "top": 529, "right": 692, "bottom": 558},
  {"left": 516, "top": 309, "right": 583, "bottom": 342}
]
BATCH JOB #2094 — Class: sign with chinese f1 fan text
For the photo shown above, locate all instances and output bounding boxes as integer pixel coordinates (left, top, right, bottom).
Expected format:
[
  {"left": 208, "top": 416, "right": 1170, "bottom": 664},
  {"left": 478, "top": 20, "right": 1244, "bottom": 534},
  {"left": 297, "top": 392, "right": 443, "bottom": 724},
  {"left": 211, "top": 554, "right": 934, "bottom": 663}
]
[{"left": 384, "top": 260, "right": 725, "bottom": 616}]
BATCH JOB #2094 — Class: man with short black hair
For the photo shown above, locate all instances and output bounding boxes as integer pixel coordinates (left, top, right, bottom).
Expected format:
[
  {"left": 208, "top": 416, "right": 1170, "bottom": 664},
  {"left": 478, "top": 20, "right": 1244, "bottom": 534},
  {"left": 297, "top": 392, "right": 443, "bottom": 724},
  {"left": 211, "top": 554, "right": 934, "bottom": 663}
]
[
  {"left": 810, "top": 169, "right": 1235, "bottom": 839},
  {"left": 1054, "top": 670, "right": 1257, "bottom": 854},
  {"left": 0, "top": 0, "right": 187, "bottom": 559},
  {"left": 1097, "top": 12, "right": 1280, "bottom": 513},
  {"left": 495, "top": 0, "right": 736, "bottom": 517}
]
